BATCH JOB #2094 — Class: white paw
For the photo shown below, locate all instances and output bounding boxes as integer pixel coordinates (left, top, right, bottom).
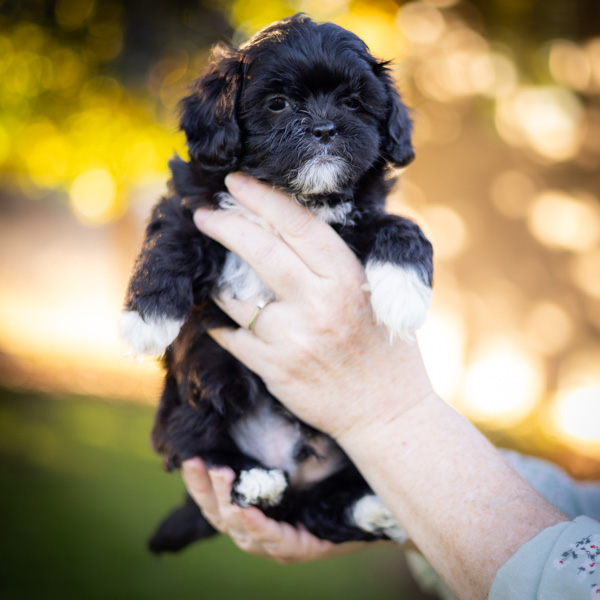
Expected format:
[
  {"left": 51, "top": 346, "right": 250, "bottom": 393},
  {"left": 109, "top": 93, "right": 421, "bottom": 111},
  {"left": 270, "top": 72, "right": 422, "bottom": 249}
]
[
  {"left": 351, "top": 494, "right": 407, "bottom": 543},
  {"left": 118, "top": 310, "right": 183, "bottom": 356},
  {"left": 233, "top": 468, "right": 287, "bottom": 508},
  {"left": 365, "top": 261, "right": 432, "bottom": 341}
]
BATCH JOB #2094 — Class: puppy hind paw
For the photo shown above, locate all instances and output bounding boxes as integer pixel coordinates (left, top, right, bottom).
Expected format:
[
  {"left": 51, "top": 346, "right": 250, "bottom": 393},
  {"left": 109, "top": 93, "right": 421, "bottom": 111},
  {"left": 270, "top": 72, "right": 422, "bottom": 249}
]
[
  {"left": 232, "top": 468, "right": 287, "bottom": 509},
  {"left": 118, "top": 310, "right": 184, "bottom": 356},
  {"left": 350, "top": 494, "right": 407, "bottom": 543},
  {"left": 365, "top": 262, "right": 432, "bottom": 342}
]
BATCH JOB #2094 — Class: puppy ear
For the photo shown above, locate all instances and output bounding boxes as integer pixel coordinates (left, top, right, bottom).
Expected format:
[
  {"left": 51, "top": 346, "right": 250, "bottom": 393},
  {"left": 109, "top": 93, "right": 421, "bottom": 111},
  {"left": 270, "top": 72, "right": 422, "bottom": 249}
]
[
  {"left": 180, "top": 44, "right": 244, "bottom": 169},
  {"left": 375, "top": 63, "right": 415, "bottom": 167}
]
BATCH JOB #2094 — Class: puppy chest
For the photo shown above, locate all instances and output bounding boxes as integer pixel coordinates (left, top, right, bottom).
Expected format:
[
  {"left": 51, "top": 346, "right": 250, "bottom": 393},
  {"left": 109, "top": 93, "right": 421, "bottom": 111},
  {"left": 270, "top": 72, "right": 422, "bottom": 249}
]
[{"left": 217, "top": 252, "right": 272, "bottom": 301}]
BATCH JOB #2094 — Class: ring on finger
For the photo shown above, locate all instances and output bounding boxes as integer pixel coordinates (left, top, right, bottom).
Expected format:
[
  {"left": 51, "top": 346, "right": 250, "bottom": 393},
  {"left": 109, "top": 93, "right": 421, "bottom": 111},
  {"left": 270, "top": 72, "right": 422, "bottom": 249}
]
[{"left": 247, "top": 298, "right": 274, "bottom": 331}]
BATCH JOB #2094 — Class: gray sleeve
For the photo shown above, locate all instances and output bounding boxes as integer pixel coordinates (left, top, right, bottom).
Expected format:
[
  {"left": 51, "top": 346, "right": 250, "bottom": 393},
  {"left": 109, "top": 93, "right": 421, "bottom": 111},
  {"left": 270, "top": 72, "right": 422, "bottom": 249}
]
[
  {"left": 501, "top": 449, "right": 600, "bottom": 521},
  {"left": 489, "top": 516, "right": 600, "bottom": 600}
]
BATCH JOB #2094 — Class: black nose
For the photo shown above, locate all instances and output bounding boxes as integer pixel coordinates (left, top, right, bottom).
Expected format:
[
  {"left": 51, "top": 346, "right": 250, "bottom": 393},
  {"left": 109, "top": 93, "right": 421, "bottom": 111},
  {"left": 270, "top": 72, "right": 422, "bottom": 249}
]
[{"left": 311, "top": 121, "right": 337, "bottom": 143}]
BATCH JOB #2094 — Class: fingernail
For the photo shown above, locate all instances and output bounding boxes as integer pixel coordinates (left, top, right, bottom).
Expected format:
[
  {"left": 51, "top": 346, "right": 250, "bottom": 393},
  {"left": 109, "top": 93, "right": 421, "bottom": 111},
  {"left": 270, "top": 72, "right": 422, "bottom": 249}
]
[
  {"left": 224, "top": 172, "right": 249, "bottom": 193},
  {"left": 182, "top": 457, "right": 204, "bottom": 471}
]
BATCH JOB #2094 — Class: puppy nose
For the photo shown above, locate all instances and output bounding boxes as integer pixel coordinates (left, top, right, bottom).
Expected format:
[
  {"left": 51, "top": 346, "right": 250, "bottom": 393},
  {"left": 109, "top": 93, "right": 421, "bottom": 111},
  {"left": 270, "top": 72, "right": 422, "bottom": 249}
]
[{"left": 311, "top": 121, "right": 337, "bottom": 143}]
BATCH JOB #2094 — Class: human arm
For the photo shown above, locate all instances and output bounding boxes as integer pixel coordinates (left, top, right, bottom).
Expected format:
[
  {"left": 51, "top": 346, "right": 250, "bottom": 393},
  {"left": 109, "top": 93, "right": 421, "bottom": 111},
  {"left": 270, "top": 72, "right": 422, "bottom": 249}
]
[{"left": 190, "top": 173, "right": 568, "bottom": 599}]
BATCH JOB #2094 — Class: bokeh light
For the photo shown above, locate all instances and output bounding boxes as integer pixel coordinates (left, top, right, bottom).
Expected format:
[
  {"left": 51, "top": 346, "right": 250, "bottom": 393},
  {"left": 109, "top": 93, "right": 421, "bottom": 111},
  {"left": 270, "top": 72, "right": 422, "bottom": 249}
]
[
  {"left": 527, "top": 190, "right": 600, "bottom": 252},
  {"left": 460, "top": 338, "right": 544, "bottom": 428},
  {"left": 418, "top": 308, "right": 467, "bottom": 401},
  {"left": 549, "top": 385, "right": 600, "bottom": 454},
  {"left": 70, "top": 168, "right": 120, "bottom": 224},
  {"left": 496, "top": 86, "right": 584, "bottom": 162}
]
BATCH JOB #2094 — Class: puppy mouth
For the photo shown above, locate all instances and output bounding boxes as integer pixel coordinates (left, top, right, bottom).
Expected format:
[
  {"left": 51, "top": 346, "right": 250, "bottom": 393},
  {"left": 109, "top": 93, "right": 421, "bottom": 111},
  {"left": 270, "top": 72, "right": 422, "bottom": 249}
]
[{"left": 289, "top": 154, "right": 350, "bottom": 196}]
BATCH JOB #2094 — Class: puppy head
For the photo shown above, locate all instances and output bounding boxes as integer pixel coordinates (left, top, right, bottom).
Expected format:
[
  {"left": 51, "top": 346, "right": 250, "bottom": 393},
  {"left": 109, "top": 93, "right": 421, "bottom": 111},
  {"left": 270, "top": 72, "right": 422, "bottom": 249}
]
[{"left": 180, "top": 14, "right": 413, "bottom": 195}]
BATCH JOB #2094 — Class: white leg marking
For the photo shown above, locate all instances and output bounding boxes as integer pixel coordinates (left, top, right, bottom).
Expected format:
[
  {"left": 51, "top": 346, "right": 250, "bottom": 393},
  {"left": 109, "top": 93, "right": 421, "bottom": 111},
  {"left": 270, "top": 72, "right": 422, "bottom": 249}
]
[
  {"left": 118, "top": 310, "right": 183, "bottom": 356},
  {"left": 365, "top": 261, "right": 432, "bottom": 341},
  {"left": 234, "top": 468, "right": 287, "bottom": 508},
  {"left": 351, "top": 494, "right": 407, "bottom": 543}
]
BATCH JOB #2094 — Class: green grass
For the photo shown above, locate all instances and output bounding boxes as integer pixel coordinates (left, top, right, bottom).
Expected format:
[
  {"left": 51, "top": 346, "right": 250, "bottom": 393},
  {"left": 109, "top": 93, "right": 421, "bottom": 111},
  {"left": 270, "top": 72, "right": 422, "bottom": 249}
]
[{"left": 0, "top": 389, "right": 428, "bottom": 600}]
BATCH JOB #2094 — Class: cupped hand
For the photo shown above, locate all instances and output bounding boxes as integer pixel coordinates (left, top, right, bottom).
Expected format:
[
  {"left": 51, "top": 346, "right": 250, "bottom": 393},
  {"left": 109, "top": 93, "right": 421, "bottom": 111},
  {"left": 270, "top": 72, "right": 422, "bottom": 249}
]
[
  {"left": 193, "top": 173, "right": 435, "bottom": 443},
  {"left": 182, "top": 457, "right": 373, "bottom": 563}
]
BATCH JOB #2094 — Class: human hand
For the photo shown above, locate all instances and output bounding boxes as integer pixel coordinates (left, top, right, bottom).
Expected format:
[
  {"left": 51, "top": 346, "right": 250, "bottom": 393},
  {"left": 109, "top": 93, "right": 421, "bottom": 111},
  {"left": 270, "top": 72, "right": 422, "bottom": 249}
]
[
  {"left": 193, "top": 173, "right": 436, "bottom": 443},
  {"left": 182, "top": 457, "right": 375, "bottom": 563}
]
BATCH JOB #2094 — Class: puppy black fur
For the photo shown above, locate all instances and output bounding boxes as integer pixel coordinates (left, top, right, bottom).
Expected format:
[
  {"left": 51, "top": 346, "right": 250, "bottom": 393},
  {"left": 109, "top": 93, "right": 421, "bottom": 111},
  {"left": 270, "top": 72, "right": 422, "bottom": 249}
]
[{"left": 121, "top": 14, "right": 433, "bottom": 553}]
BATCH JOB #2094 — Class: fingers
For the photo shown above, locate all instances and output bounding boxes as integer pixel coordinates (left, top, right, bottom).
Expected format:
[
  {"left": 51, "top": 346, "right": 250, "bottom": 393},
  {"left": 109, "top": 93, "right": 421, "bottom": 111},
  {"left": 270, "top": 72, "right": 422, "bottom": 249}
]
[
  {"left": 194, "top": 207, "right": 316, "bottom": 301},
  {"left": 206, "top": 326, "right": 267, "bottom": 375},
  {"left": 212, "top": 292, "right": 280, "bottom": 340},
  {"left": 181, "top": 458, "right": 221, "bottom": 524},
  {"left": 225, "top": 175, "right": 356, "bottom": 279},
  {"left": 195, "top": 174, "right": 362, "bottom": 283},
  {"left": 181, "top": 458, "right": 363, "bottom": 563}
]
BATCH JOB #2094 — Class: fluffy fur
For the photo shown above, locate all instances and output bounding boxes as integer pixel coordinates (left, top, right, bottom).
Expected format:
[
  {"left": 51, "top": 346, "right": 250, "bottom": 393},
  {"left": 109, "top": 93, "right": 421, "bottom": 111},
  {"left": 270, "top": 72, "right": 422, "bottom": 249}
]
[{"left": 120, "top": 14, "right": 433, "bottom": 553}]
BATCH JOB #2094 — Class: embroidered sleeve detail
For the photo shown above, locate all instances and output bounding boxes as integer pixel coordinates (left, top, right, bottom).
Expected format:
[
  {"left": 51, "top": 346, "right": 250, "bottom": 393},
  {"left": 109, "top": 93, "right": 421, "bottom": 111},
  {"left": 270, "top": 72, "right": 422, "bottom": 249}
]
[
  {"left": 489, "top": 517, "right": 600, "bottom": 600},
  {"left": 540, "top": 517, "right": 600, "bottom": 600},
  {"left": 552, "top": 532, "right": 600, "bottom": 596}
]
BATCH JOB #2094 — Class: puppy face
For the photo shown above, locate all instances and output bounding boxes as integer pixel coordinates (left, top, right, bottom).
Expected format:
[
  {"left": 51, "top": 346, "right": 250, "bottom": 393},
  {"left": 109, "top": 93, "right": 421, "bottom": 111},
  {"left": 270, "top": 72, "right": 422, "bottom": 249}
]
[{"left": 180, "top": 15, "right": 414, "bottom": 198}]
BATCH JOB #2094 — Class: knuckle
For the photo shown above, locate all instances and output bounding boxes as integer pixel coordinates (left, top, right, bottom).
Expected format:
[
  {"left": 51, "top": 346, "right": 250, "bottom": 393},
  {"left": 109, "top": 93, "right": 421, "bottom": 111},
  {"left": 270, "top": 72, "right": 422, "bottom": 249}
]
[
  {"left": 203, "top": 514, "right": 222, "bottom": 529},
  {"left": 247, "top": 235, "right": 279, "bottom": 266},
  {"left": 233, "top": 536, "right": 253, "bottom": 551},
  {"left": 287, "top": 210, "right": 315, "bottom": 237}
]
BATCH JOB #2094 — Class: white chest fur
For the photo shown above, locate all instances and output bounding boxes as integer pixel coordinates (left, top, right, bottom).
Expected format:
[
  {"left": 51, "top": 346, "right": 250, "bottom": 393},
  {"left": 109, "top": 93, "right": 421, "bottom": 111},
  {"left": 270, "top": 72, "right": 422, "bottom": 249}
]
[{"left": 217, "top": 252, "right": 273, "bottom": 301}]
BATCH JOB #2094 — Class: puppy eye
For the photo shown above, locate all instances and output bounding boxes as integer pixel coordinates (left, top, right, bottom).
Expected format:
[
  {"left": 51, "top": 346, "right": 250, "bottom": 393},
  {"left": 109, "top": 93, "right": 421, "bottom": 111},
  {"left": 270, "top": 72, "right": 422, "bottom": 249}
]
[
  {"left": 267, "top": 97, "right": 290, "bottom": 113},
  {"left": 342, "top": 97, "right": 361, "bottom": 111}
]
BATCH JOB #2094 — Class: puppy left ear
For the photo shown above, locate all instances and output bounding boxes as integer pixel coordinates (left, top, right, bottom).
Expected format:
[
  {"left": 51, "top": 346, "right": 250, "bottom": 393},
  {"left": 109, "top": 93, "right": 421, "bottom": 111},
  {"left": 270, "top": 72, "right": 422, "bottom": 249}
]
[
  {"left": 180, "top": 44, "right": 245, "bottom": 170},
  {"left": 375, "top": 63, "right": 415, "bottom": 167}
]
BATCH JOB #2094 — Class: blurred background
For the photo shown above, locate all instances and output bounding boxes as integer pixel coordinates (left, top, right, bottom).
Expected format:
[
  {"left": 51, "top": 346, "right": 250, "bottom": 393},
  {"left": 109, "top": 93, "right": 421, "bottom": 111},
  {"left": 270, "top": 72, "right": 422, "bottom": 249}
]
[{"left": 1, "top": 0, "right": 599, "bottom": 598}]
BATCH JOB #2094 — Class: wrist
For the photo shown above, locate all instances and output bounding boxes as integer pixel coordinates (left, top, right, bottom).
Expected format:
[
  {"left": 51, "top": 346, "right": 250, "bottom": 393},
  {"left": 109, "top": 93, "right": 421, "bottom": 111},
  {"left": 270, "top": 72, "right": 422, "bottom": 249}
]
[
  {"left": 335, "top": 385, "right": 441, "bottom": 456},
  {"left": 333, "top": 339, "right": 438, "bottom": 447}
]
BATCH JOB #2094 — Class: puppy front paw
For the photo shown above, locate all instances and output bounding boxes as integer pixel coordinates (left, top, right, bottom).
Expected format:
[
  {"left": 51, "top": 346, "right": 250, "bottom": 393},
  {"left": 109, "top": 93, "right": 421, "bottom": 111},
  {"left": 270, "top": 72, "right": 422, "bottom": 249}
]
[
  {"left": 118, "top": 310, "right": 184, "bottom": 356},
  {"left": 350, "top": 494, "right": 407, "bottom": 543},
  {"left": 232, "top": 468, "right": 287, "bottom": 509},
  {"left": 365, "top": 261, "right": 432, "bottom": 341}
]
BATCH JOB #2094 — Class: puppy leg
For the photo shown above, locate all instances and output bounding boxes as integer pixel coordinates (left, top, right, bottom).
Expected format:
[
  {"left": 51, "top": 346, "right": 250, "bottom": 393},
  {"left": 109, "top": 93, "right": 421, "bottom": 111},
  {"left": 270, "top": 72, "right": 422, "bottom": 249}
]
[
  {"left": 350, "top": 494, "right": 407, "bottom": 543},
  {"left": 231, "top": 467, "right": 288, "bottom": 509},
  {"left": 149, "top": 493, "right": 218, "bottom": 554},
  {"left": 119, "top": 195, "right": 218, "bottom": 356},
  {"left": 361, "top": 215, "right": 433, "bottom": 341},
  {"left": 295, "top": 468, "right": 392, "bottom": 543},
  {"left": 185, "top": 450, "right": 289, "bottom": 510}
]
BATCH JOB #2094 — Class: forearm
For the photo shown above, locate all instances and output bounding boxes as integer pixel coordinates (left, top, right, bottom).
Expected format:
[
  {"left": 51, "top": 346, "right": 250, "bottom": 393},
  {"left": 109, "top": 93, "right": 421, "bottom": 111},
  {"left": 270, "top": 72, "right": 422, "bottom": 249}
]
[{"left": 338, "top": 394, "right": 568, "bottom": 600}]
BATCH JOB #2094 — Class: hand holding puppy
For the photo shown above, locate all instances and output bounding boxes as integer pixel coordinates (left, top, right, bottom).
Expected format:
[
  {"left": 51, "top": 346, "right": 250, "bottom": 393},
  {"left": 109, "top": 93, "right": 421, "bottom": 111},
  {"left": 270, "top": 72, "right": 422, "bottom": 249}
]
[
  {"left": 182, "top": 458, "right": 378, "bottom": 563},
  {"left": 194, "top": 173, "right": 436, "bottom": 443}
]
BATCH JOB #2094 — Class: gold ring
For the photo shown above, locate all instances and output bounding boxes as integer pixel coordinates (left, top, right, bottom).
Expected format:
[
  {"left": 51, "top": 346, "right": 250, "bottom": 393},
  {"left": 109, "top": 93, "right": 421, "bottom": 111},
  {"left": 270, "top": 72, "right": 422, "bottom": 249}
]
[{"left": 247, "top": 299, "right": 273, "bottom": 331}]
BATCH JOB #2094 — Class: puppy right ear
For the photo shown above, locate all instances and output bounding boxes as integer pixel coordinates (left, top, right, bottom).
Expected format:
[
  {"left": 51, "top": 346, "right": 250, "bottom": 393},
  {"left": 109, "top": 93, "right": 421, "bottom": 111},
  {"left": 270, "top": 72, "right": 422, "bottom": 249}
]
[
  {"left": 374, "top": 61, "right": 415, "bottom": 168},
  {"left": 180, "top": 44, "right": 244, "bottom": 170}
]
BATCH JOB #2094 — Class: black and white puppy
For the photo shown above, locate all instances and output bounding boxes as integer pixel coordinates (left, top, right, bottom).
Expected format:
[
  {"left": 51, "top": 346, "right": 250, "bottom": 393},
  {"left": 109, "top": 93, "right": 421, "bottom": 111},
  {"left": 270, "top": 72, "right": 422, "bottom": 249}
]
[{"left": 119, "top": 14, "right": 433, "bottom": 553}]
